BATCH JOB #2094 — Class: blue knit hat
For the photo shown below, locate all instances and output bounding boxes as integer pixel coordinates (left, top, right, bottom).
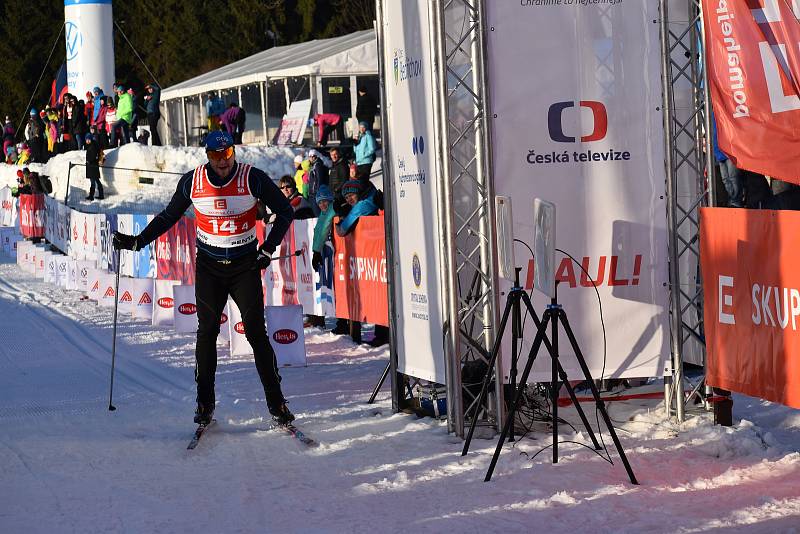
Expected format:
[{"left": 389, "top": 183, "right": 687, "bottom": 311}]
[
  {"left": 341, "top": 180, "right": 362, "bottom": 198},
  {"left": 316, "top": 184, "right": 334, "bottom": 204},
  {"left": 205, "top": 130, "right": 234, "bottom": 151}
]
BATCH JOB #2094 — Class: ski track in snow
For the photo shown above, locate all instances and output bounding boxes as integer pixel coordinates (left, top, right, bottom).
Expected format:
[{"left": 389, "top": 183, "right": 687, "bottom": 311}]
[{"left": 2, "top": 257, "right": 800, "bottom": 533}]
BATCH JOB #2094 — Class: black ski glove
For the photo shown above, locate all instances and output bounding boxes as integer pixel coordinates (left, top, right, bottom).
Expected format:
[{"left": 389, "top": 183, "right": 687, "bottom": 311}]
[
  {"left": 254, "top": 242, "right": 275, "bottom": 270},
  {"left": 312, "top": 251, "right": 322, "bottom": 271},
  {"left": 113, "top": 231, "right": 140, "bottom": 251}
]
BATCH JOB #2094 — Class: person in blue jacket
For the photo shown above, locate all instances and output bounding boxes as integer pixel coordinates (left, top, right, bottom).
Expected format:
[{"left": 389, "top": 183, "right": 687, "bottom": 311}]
[{"left": 352, "top": 121, "right": 376, "bottom": 183}]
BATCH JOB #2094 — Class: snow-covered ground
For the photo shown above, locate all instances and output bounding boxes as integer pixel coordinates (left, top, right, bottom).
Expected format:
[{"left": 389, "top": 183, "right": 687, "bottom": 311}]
[
  {"left": 2, "top": 146, "right": 800, "bottom": 533},
  {"left": 3, "top": 258, "right": 800, "bottom": 533}
]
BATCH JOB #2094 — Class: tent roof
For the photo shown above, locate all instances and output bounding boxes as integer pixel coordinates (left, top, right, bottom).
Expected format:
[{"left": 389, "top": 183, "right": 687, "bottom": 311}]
[{"left": 160, "top": 29, "right": 377, "bottom": 101}]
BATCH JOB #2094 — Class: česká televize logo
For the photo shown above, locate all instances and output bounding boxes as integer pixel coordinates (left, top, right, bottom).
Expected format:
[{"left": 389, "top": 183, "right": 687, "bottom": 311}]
[
  {"left": 273, "top": 329, "right": 298, "bottom": 344},
  {"left": 547, "top": 101, "right": 608, "bottom": 143}
]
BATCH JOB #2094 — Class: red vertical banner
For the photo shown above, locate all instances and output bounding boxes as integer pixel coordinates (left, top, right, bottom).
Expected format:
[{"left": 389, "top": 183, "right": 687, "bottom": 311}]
[
  {"left": 19, "top": 194, "right": 46, "bottom": 238},
  {"left": 701, "top": 207, "right": 800, "bottom": 408},
  {"left": 703, "top": 0, "right": 800, "bottom": 183},
  {"left": 156, "top": 216, "right": 196, "bottom": 284},
  {"left": 332, "top": 214, "right": 389, "bottom": 326}
]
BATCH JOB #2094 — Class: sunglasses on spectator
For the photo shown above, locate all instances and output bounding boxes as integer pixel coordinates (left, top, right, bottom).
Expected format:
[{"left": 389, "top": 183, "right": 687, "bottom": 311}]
[
  {"left": 280, "top": 185, "right": 294, "bottom": 190},
  {"left": 206, "top": 146, "right": 234, "bottom": 161}
]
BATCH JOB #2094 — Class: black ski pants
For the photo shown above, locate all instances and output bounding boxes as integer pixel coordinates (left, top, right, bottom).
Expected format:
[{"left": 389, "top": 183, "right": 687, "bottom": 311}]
[{"left": 194, "top": 252, "right": 282, "bottom": 408}]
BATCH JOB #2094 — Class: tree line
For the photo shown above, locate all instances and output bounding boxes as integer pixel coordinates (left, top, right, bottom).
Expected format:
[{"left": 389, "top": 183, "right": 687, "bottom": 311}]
[{"left": 0, "top": 0, "right": 375, "bottom": 128}]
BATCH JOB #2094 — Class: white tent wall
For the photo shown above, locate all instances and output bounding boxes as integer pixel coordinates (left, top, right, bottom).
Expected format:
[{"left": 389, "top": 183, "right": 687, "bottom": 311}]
[{"left": 159, "top": 30, "right": 379, "bottom": 147}]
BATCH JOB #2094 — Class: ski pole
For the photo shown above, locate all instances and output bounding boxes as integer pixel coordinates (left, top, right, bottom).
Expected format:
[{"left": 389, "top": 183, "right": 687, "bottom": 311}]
[
  {"left": 273, "top": 250, "right": 303, "bottom": 261},
  {"left": 108, "top": 248, "right": 121, "bottom": 411}
]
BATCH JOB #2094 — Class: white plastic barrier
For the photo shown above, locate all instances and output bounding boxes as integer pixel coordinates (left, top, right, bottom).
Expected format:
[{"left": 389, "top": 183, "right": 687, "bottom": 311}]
[
  {"left": 87, "top": 269, "right": 103, "bottom": 300},
  {"left": 8, "top": 235, "right": 20, "bottom": 258},
  {"left": 219, "top": 302, "right": 230, "bottom": 343},
  {"left": 266, "top": 304, "right": 307, "bottom": 367},
  {"left": 153, "top": 279, "right": 180, "bottom": 327},
  {"left": 132, "top": 278, "right": 155, "bottom": 321},
  {"left": 45, "top": 254, "right": 58, "bottom": 285},
  {"left": 98, "top": 273, "right": 117, "bottom": 308},
  {"left": 172, "top": 285, "right": 197, "bottom": 333},
  {"left": 36, "top": 251, "right": 51, "bottom": 279},
  {"left": 66, "top": 259, "right": 79, "bottom": 291},
  {"left": 55, "top": 256, "right": 70, "bottom": 288},
  {"left": 228, "top": 300, "right": 306, "bottom": 367},
  {"left": 78, "top": 262, "right": 96, "bottom": 293},
  {"left": 117, "top": 277, "right": 136, "bottom": 315}
]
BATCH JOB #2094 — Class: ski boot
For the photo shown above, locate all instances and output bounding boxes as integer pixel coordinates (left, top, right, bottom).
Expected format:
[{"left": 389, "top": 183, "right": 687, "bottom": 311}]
[
  {"left": 194, "top": 401, "right": 214, "bottom": 425},
  {"left": 267, "top": 395, "right": 295, "bottom": 425}
]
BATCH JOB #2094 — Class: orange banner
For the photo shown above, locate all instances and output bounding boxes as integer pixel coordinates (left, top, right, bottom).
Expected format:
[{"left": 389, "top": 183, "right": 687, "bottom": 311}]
[
  {"left": 701, "top": 207, "right": 800, "bottom": 408},
  {"left": 702, "top": 0, "right": 800, "bottom": 184},
  {"left": 333, "top": 214, "right": 389, "bottom": 326}
]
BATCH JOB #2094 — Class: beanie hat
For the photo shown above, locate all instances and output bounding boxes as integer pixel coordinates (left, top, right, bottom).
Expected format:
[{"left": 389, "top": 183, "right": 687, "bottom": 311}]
[
  {"left": 293, "top": 154, "right": 303, "bottom": 165},
  {"left": 205, "top": 130, "right": 234, "bottom": 151},
  {"left": 307, "top": 149, "right": 321, "bottom": 159},
  {"left": 316, "top": 184, "right": 334, "bottom": 204},
  {"left": 358, "top": 121, "right": 369, "bottom": 128},
  {"left": 84, "top": 133, "right": 94, "bottom": 142},
  {"left": 341, "top": 180, "right": 362, "bottom": 198},
  {"left": 16, "top": 170, "right": 23, "bottom": 178},
  {"left": 30, "top": 108, "right": 37, "bottom": 116}
]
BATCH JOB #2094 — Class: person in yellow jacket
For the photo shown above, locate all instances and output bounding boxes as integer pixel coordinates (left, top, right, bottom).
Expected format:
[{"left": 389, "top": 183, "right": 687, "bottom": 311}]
[
  {"left": 110, "top": 85, "right": 133, "bottom": 146},
  {"left": 293, "top": 154, "right": 310, "bottom": 198}
]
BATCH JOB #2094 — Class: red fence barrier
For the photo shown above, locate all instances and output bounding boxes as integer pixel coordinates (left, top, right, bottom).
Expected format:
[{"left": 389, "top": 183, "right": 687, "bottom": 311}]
[
  {"left": 332, "top": 214, "right": 389, "bottom": 326},
  {"left": 701, "top": 207, "right": 800, "bottom": 409}
]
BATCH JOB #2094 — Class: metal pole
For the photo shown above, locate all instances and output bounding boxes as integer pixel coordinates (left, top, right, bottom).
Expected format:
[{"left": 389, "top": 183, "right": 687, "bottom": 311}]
[
  {"left": 164, "top": 99, "right": 171, "bottom": 145},
  {"left": 181, "top": 96, "right": 189, "bottom": 147},
  {"left": 375, "top": 0, "right": 403, "bottom": 412},
  {"left": 472, "top": 0, "right": 503, "bottom": 427},
  {"left": 65, "top": 162, "right": 73, "bottom": 206},
  {"left": 260, "top": 80, "right": 268, "bottom": 145},
  {"left": 698, "top": 6, "right": 716, "bottom": 208},
  {"left": 431, "top": 0, "right": 463, "bottom": 435},
  {"left": 659, "top": 0, "right": 686, "bottom": 421}
]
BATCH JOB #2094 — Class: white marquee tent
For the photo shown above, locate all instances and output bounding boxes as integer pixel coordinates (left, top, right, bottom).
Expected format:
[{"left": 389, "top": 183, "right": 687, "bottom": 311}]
[{"left": 159, "top": 29, "right": 378, "bottom": 146}]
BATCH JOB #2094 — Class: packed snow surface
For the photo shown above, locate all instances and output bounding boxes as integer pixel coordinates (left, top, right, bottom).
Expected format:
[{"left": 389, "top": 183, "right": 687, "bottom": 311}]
[
  {"left": 2, "top": 146, "right": 800, "bottom": 532},
  {"left": 2, "top": 259, "right": 800, "bottom": 533}
]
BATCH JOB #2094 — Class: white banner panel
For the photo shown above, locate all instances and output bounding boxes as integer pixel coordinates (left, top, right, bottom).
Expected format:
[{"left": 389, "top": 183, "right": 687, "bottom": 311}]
[
  {"left": 98, "top": 273, "right": 117, "bottom": 308},
  {"left": 87, "top": 268, "right": 104, "bottom": 300},
  {"left": 486, "top": 2, "right": 669, "bottom": 380},
  {"left": 133, "top": 278, "right": 155, "bottom": 321},
  {"left": 381, "top": 0, "right": 446, "bottom": 384},
  {"left": 66, "top": 259, "right": 78, "bottom": 290},
  {"left": 152, "top": 279, "right": 179, "bottom": 327},
  {"left": 35, "top": 251, "right": 51, "bottom": 279},
  {"left": 116, "top": 214, "right": 135, "bottom": 276},
  {"left": 293, "top": 220, "right": 316, "bottom": 312},
  {"left": 55, "top": 256, "right": 70, "bottom": 288},
  {"left": 0, "top": 186, "right": 17, "bottom": 227},
  {"left": 45, "top": 254, "right": 58, "bottom": 285},
  {"left": 219, "top": 302, "right": 230, "bottom": 343},
  {"left": 6, "top": 234, "right": 21, "bottom": 258},
  {"left": 309, "top": 222, "right": 336, "bottom": 318},
  {"left": 17, "top": 241, "right": 31, "bottom": 268},
  {"left": 172, "top": 284, "right": 197, "bottom": 333},
  {"left": 227, "top": 301, "right": 305, "bottom": 367},
  {"left": 78, "top": 261, "right": 95, "bottom": 293},
  {"left": 117, "top": 277, "right": 136, "bottom": 315},
  {"left": 266, "top": 305, "right": 307, "bottom": 367}
]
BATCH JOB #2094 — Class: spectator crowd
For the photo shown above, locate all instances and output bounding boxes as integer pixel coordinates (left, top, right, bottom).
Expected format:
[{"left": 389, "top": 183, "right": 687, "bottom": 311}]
[{"left": 3, "top": 81, "right": 162, "bottom": 168}]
